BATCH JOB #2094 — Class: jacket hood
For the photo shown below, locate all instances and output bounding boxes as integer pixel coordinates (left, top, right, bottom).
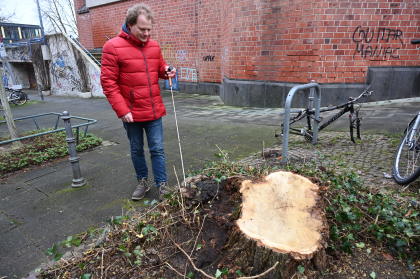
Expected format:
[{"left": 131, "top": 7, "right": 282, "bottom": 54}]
[{"left": 119, "top": 23, "right": 149, "bottom": 46}]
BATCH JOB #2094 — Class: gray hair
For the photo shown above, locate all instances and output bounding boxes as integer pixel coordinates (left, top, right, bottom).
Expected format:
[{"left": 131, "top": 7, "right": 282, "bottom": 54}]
[{"left": 125, "top": 3, "right": 154, "bottom": 26}]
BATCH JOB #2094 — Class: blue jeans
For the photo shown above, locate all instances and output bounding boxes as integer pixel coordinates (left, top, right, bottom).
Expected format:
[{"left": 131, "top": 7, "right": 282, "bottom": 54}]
[{"left": 123, "top": 118, "right": 167, "bottom": 186}]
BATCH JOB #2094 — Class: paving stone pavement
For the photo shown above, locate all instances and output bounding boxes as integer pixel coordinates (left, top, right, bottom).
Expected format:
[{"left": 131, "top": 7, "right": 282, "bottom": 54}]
[
  {"left": 282, "top": 132, "right": 398, "bottom": 188},
  {"left": 0, "top": 91, "right": 419, "bottom": 278}
]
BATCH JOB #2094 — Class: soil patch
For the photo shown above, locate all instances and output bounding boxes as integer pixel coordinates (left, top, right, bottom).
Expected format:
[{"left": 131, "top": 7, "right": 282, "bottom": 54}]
[{"left": 37, "top": 132, "right": 418, "bottom": 278}]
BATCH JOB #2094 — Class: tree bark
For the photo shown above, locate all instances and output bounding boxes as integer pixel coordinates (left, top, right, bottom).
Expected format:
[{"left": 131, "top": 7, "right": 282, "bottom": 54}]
[{"left": 0, "top": 68, "right": 22, "bottom": 147}]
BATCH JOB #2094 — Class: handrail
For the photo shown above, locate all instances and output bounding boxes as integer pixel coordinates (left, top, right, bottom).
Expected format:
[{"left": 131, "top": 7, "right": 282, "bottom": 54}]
[
  {"left": 0, "top": 112, "right": 97, "bottom": 145},
  {"left": 281, "top": 82, "right": 321, "bottom": 163},
  {"left": 69, "top": 35, "right": 101, "bottom": 67}
]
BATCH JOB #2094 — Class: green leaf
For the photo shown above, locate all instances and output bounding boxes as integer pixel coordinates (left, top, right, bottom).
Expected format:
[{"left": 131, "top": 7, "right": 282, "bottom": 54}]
[
  {"left": 369, "top": 271, "right": 376, "bottom": 279},
  {"left": 196, "top": 244, "right": 202, "bottom": 250},
  {"left": 297, "top": 265, "right": 305, "bottom": 273},
  {"left": 395, "top": 239, "right": 407, "bottom": 247},
  {"left": 355, "top": 242, "right": 365, "bottom": 248},
  {"left": 81, "top": 274, "right": 92, "bottom": 279},
  {"left": 187, "top": 271, "right": 195, "bottom": 278},
  {"left": 215, "top": 269, "right": 223, "bottom": 278},
  {"left": 53, "top": 252, "right": 63, "bottom": 261},
  {"left": 235, "top": 270, "right": 244, "bottom": 276}
]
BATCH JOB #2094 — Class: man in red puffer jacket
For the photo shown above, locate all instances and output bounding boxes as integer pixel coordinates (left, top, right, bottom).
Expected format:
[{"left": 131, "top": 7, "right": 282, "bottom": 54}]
[{"left": 101, "top": 3, "right": 176, "bottom": 201}]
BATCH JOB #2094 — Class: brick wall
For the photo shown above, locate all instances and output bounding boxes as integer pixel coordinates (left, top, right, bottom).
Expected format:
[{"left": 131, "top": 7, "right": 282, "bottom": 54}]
[{"left": 75, "top": 0, "right": 420, "bottom": 84}]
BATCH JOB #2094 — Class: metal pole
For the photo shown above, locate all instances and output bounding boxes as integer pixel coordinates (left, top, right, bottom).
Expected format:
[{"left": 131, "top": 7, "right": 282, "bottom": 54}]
[
  {"left": 61, "top": 111, "right": 86, "bottom": 188},
  {"left": 281, "top": 82, "right": 321, "bottom": 163},
  {"left": 169, "top": 76, "right": 186, "bottom": 187},
  {"left": 35, "top": 0, "right": 46, "bottom": 41}
]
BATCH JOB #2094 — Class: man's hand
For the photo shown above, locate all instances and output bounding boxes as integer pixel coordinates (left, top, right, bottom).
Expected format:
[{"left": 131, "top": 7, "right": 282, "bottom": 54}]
[
  {"left": 121, "top": 112, "right": 133, "bottom": 122},
  {"left": 165, "top": 65, "right": 176, "bottom": 78}
]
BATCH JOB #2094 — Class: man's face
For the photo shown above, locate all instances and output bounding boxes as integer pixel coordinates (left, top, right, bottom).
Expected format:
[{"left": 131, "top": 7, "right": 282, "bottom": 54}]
[{"left": 129, "top": 15, "right": 152, "bottom": 42}]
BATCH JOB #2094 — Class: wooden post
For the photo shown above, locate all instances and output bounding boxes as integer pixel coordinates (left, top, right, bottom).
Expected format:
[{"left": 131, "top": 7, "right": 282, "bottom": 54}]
[{"left": 0, "top": 67, "right": 22, "bottom": 148}]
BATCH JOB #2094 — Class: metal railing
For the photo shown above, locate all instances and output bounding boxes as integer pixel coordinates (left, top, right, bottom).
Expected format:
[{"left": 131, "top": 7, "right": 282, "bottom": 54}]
[
  {"left": 69, "top": 35, "right": 101, "bottom": 67},
  {"left": 0, "top": 112, "right": 97, "bottom": 145},
  {"left": 281, "top": 82, "right": 321, "bottom": 163}
]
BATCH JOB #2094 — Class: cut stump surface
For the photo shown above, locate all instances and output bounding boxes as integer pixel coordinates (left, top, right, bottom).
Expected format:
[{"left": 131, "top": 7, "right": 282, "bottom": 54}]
[{"left": 225, "top": 171, "right": 327, "bottom": 278}]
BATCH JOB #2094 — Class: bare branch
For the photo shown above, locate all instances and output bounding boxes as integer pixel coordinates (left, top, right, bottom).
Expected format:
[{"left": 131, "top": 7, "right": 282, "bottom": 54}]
[
  {"left": 39, "top": 0, "right": 78, "bottom": 36},
  {"left": 0, "top": 8, "right": 15, "bottom": 22}
]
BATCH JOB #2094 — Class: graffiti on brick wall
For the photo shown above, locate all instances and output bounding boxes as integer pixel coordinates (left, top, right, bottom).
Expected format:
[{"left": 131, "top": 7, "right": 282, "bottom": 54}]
[
  {"left": 221, "top": 47, "right": 229, "bottom": 62},
  {"left": 203, "top": 55, "right": 215, "bottom": 62},
  {"left": 179, "top": 67, "right": 198, "bottom": 82},
  {"left": 352, "top": 25, "right": 403, "bottom": 59},
  {"left": 176, "top": 50, "right": 187, "bottom": 62}
]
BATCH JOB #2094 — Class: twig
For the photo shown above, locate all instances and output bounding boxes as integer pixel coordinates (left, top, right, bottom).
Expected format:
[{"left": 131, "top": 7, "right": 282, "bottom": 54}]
[
  {"left": 136, "top": 200, "right": 164, "bottom": 220},
  {"left": 166, "top": 262, "right": 187, "bottom": 277},
  {"left": 173, "top": 165, "right": 187, "bottom": 222},
  {"left": 209, "top": 181, "right": 221, "bottom": 205},
  {"left": 402, "top": 183, "right": 410, "bottom": 192},
  {"left": 238, "top": 261, "right": 279, "bottom": 279},
  {"left": 171, "top": 238, "right": 216, "bottom": 279},
  {"left": 173, "top": 235, "right": 280, "bottom": 279},
  {"left": 262, "top": 140, "right": 265, "bottom": 158},
  {"left": 191, "top": 214, "right": 207, "bottom": 257},
  {"left": 100, "top": 248, "right": 104, "bottom": 279}
]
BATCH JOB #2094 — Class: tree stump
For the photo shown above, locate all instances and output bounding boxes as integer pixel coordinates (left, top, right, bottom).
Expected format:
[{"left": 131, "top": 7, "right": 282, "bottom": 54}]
[{"left": 224, "top": 171, "right": 328, "bottom": 278}]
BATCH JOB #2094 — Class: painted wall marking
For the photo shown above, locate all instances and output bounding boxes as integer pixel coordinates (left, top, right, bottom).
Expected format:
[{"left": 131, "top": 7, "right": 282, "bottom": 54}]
[
  {"left": 352, "top": 25, "right": 403, "bottom": 59},
  {"left": 179, "top": 67, "right": 197, "bottom": 82}
]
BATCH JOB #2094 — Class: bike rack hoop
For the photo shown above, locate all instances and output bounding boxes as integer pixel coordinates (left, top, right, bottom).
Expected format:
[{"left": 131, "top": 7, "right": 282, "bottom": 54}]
[{"left": 281, "top": 82, "right": 321, "bottom": 163}]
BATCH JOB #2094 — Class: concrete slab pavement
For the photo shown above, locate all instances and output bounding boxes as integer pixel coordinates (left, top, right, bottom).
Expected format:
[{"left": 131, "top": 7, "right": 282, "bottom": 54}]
[{"left": 0, "top": 91, "right": 418, "bottom": 278}]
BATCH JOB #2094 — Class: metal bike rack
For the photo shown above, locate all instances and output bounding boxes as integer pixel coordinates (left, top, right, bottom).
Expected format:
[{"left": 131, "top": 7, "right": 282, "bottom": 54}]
[
  {"left": 0, "top": 112, "right": 97, "bottom": 145},
  {"left": 282, "top": 82, "right": 321, "bottom": 163}
]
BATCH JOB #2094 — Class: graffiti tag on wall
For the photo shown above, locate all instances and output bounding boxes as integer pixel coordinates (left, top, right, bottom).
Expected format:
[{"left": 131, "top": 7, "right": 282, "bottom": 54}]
[
  {"left": 203, "top": 55, "right": 215, "bottom": 62},
  {"left": 176, "top": 50, "right": 187, "bottom": 62},
  {"left": 179, "top": 67, "right": 198, "bottom": 82},
  {"left": 352, "top": 25, "right": 403, "bottom": 59}
]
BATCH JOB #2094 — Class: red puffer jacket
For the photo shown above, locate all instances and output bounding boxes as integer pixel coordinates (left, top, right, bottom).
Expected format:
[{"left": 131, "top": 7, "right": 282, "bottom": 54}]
[{"left": 100, "top": 27, "right": 168, "bottom": 122}]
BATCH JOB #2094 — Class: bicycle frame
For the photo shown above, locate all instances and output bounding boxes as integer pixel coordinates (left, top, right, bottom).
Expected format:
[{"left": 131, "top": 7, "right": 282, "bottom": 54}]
[
  {"left": 406, "top": 112, "right": 420, "bottom": 150},
  {"left": 284, "top": 89, "right": 372, "bottom": 143}
]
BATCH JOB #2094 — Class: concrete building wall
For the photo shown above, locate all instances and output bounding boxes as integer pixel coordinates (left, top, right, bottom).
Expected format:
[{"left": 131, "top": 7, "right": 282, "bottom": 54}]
[
  {"left": 2, "top": 45, "right": 34, "bottom": 89},
  {"left": 1, "top": 34, "right": 102, "bottom": 97},
  {"left": 75, "top": 0, "right": 420, "bottom": 106},
  {"left": 46, "top": 33, "right": 103, "bottom": 97}
]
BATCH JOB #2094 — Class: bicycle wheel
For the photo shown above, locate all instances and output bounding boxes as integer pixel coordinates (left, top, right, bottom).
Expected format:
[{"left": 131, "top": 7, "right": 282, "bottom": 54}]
[
  {"left": 11, "top": 91, "right": 28, "bottom": 105},
  {"left": 392, "top": 116, "right": 420, "bottom": 185}
]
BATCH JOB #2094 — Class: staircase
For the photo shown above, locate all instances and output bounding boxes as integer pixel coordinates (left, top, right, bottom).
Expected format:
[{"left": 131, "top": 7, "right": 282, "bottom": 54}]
[
  {"left": 69, "top": 35, "right": 102, "bottom": 67},
  {"left": 89, "top": 49, "right": 103, "bottom": 66}
]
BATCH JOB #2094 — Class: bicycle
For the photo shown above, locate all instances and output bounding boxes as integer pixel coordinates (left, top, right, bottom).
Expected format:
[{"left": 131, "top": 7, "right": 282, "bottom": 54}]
[
  {"left": 278, "top": 88, "right": 373, "bottom": 143},
  {"left": 392, "top": 39, "right": 420, "bottom": 185},
  {"left": 1, "top": 87, "right": 29, "bottom": 106}
]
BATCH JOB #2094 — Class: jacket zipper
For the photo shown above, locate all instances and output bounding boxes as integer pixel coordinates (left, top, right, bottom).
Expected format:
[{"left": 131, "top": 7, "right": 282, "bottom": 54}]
[
  {"left": 139, "top": 48, "right": 156, "bottom": 119},
  {"left": 129, "top": 90, "right": 134, "bottom": 110}
]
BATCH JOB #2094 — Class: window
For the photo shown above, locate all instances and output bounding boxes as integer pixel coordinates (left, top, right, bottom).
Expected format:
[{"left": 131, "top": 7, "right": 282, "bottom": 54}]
[{"left": 4, "top": 26, "right": 19, "bottom": 41}]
